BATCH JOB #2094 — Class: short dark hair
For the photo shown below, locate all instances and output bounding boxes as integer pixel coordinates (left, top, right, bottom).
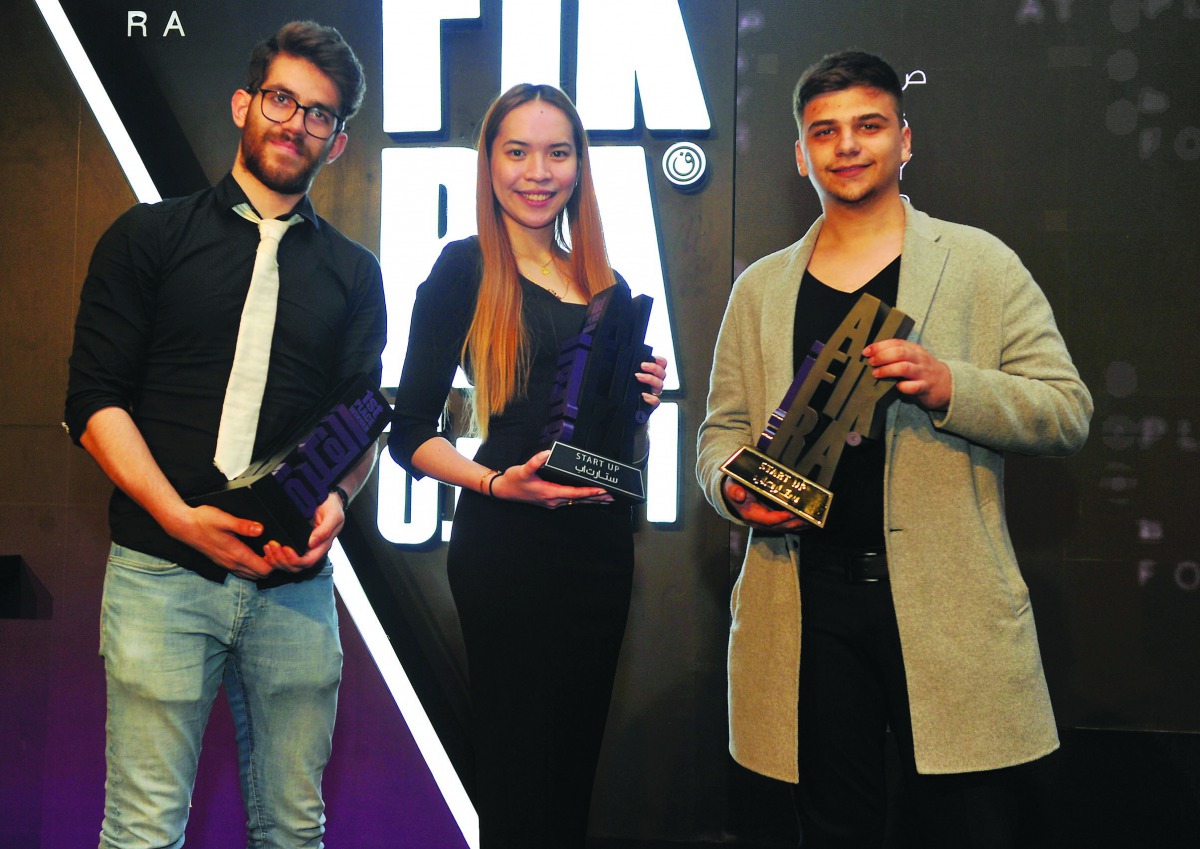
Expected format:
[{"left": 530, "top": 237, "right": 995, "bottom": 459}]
[
  {"left": 793, "top": 51, "right": 903, "bottom": 132},
  {"left": 246, "top": 21, "right": 366, "bottom": 125}
]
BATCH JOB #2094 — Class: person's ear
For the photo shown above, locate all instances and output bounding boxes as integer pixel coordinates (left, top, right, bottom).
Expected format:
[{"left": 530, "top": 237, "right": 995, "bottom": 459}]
[
  {"left": 232, "top": 88, "right": 252, "bottom": 130},
  {"left": 795, "top": 138, "right": 809, "bottom": 177},
  {"left": 324, "top": 131, "right": 349, "bottom": 164}
]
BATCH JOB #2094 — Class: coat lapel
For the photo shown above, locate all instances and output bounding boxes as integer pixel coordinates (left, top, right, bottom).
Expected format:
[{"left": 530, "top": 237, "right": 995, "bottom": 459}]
[
  {"left": 760, "top": 218, "right": 823, "bottom": 414},
  {"left": 897, "top": 202, "right": 949, "bottom": 344}
]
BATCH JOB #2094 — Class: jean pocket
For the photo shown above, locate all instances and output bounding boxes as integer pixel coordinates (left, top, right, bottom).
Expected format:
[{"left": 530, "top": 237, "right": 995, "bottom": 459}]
[{"left": 107, "top": 544, "right": 181, "bottom": 575}]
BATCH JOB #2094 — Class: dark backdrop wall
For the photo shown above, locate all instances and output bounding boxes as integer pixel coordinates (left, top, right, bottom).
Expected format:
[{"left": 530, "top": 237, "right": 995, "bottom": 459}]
[
  {"left": 734, "top": 0, "right": 1199, "bottom": 734},
  {"left": 730, "top": 4, "right": 1200, "bottom": 845},
  {"left": 2, "top": 1, "right": 1197, "bottom": 848}
]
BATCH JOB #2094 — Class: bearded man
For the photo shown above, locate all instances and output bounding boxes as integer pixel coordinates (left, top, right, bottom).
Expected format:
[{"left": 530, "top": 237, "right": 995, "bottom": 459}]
[{"left": 64, "top": 21, "right": 385, "bottom": 848}]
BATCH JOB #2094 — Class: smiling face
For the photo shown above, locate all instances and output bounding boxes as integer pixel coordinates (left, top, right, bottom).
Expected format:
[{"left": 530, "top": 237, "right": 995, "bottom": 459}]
[
  {"left": 489, "top": 99, "right": 579, "bottom": 243},
  {"left": 232, "top": 53, "right": 347, "bottom": 198},
  {"left": 795, "top": 85, "right": 911, "bottom": 210}
]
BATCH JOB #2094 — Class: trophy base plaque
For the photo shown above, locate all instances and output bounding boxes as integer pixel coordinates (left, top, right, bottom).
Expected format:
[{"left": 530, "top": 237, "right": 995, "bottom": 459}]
[
  {"left": 720, "top": 444, "right": 833, "bottom": 528},
  {"left": 540, "top": 441, "right": 646, "bottom": 503}
]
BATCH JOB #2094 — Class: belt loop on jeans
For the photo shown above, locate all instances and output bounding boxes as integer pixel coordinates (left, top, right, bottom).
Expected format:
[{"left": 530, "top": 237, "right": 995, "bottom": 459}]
[{"left": 800, "top": 539, "right": 889, "bottom": 584}]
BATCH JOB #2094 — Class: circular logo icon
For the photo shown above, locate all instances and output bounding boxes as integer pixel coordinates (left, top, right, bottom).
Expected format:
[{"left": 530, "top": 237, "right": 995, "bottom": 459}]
[{"left": 662, "top": 141, "right": 707, "bottom": 191}]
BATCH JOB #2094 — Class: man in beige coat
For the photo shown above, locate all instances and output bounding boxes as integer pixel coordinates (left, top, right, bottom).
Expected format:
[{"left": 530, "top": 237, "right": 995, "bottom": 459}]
[{"left": 697, "top": 52, "right": 1092, "bottom": 847}]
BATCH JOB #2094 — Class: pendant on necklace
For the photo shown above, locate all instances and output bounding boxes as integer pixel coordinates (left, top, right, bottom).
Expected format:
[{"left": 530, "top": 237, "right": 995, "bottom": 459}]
[{"left": 540, "top": 258, "right": 561, "bottom": 297}]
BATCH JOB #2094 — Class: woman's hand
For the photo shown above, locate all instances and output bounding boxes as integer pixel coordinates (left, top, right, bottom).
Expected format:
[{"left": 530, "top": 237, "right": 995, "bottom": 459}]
[
  {"left": 637, "top": 355, "right": 669, "bottom": 411},
  {"left": 491, "top": 450, "right": 614, "bottom": 509}
]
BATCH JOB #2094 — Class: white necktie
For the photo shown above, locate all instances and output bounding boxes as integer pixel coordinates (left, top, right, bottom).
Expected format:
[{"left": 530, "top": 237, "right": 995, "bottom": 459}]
[{"left": 213, "top": 203, "right": 303, "bottom": 479}]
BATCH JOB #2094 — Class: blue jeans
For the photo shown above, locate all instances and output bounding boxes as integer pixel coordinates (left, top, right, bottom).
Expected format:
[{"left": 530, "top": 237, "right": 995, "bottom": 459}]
[{"left": 98, "top": 544, "right": 342, "bottom": 849}]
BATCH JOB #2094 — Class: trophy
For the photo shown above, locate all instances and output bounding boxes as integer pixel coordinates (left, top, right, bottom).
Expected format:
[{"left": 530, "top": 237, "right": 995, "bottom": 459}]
[
  {"left": 537, "top": 281, "right": 654, "bottom": 502},
  {"left": 720, "top": 293, "right": 914, "bottom": 527},
  {"left": 185, "top": 373, "right": 389, "bottom": 554}
]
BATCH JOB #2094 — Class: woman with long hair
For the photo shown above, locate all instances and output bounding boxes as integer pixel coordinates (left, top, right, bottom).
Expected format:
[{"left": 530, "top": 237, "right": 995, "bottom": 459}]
[{"left": 389, "top": 83, "right": 668, "bottom": 848}]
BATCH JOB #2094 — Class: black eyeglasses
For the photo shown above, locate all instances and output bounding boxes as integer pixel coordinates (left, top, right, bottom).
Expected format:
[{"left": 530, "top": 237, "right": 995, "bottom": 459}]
[{"left": 253, "top": 88, "right": 343, "bottom": 139}]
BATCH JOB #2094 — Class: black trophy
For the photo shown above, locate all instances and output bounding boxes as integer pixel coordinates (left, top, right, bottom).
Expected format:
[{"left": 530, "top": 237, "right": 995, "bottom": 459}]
[
  {"left": 538, "top": 281, "right": 654, "bottom": 502},
  {"left": 185, "top": 373, "right": 389, "bottom": 554},
  {"left": 721, "top": 293, "right": 914, "bottom": 527}
]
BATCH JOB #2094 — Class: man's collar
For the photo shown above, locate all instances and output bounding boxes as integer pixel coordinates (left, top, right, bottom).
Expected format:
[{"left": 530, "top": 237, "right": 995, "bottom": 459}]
[{"left": 215, "top": 172, "right": 320, "bottom": 228}]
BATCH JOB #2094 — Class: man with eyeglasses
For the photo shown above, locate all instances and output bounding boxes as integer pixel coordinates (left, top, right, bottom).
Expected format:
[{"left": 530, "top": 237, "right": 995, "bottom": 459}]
[{"left": 65, "top": 21, "right": 385, "bottom": 848}]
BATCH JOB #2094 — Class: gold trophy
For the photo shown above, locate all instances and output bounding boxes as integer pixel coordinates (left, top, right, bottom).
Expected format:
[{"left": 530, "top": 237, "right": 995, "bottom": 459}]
[{"left": 721, "top": 293, "right": 914, "bottom": 527}]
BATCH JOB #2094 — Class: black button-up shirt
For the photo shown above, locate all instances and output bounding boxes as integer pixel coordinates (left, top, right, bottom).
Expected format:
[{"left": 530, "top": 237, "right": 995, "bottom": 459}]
[{"left": 65, "top": 172, "right": 387, "bottom": 581}]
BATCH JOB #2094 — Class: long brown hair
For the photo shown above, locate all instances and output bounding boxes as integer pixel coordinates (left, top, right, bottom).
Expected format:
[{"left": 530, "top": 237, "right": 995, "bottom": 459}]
[{"left": 463, "top": 83, "right": 616, "bottom": 439}]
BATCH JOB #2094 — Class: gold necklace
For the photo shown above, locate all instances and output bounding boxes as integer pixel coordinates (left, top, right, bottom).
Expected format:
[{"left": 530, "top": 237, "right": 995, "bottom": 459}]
[
  {"left": 517, "top": 252, "right": 567, "bottom": 299},
  {"left": 544, "top": 274, "right": 567, "bottom": 300},
  {"left": 517, "top": 251, "right": 554, "bottom": 275}
]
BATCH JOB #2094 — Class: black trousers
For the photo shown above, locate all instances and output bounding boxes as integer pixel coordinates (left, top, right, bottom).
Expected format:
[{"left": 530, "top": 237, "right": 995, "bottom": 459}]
[
  {"left": 795, "top": 551, "right": 1054, "bottom": 849},
  {"left": 448, "top": 492, "right": 634, "bottom": 849}
]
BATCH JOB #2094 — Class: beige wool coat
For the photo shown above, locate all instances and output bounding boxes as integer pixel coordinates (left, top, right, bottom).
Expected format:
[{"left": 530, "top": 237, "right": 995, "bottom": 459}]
[{"left": 696, "top": 203, "right": 1093, "bottom": 781}]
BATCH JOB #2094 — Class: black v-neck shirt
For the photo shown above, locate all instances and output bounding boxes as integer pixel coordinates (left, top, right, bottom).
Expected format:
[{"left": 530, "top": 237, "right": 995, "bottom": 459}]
[
  {"left": 389, "top": 236, "right": 593, "bottom": 478},
  {"left": 790, "top": 256, "right": 901, "bottom": 547}
]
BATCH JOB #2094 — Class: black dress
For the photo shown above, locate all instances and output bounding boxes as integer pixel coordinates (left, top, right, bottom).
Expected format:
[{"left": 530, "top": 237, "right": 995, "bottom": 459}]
[{"left": 389, "top": 237, "right": 634, "bottom": 849}]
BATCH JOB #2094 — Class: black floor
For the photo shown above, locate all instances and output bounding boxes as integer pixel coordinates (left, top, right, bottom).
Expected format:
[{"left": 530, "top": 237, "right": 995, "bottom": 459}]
[{"left": 587, "top": 728, "right": 1200, "bottom": 849}]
